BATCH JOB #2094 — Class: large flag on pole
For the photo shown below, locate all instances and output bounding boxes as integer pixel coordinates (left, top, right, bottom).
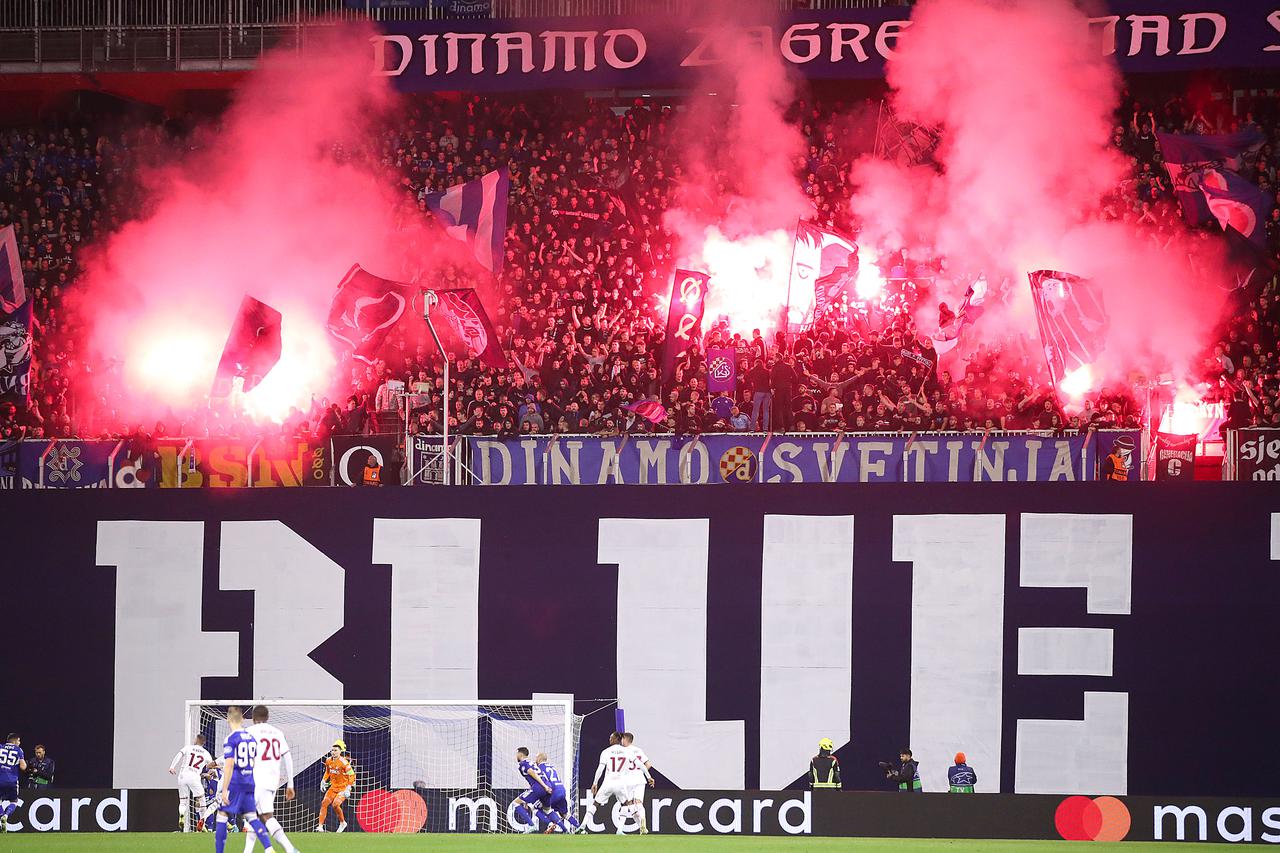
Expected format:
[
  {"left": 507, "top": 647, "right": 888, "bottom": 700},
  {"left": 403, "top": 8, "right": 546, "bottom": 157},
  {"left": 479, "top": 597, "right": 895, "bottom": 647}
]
[
  {"left": 930, "top": 275, "right": 988, "bottom": 356},
  {"left": 1027, "top": 270, "right": 1110, "bottom": 388},
  {"left": 0, "top": 299, "right": 33, "bottom": 401},
  {"left": 424, "top": 168, "right": 509, "bottom": 273},
  {"left": 1199, "top": 169, "right": 1273, "bottom": 248},
  {"left": 327, "top": 264, "right": 413, "bottom": 364},
  {"left": 661, "top": 269, "right": 710, "bottom": 384},
  {"left": 791, "top": 222, "right": 858, "bottom": 316},
  {"left": 433, "top": 287, "right": 506, "bottom": 369},
  {"left": 1156, "top": 128, "right": 1264, "bottom": 226},
  {"left": 212, "top": 295, "right": 282, "bottom": 398},
  {"left": 0, "top": 225, "right": 25, "bottom": 313}
]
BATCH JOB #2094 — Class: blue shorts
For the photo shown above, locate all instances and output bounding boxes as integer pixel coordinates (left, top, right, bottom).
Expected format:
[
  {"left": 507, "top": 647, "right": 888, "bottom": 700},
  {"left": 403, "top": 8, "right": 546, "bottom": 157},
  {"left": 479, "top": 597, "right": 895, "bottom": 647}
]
[
  {"left": 220, "top": 787, "right": 258, "bottom": 816},
  {"left": 518, "top": 787, "right": 547, "bottom": 808},
  {"left": 544, "top": 786, "right": 569, "bottom": 814},
  {"left": 0, "top": 784, "right": 17, "bottom": 803}
]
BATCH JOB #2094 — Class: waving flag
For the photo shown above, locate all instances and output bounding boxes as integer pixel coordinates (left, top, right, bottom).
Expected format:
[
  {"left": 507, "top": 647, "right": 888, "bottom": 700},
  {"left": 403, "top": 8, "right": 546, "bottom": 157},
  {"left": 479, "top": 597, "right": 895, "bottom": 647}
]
[
  {"left": 625, "top": 399, "right": 668, "bottom": 425},
  {"left": 792, "top": 222, "right": 858, "bottom": 316},
  {"left": 433, "top": 287, "right": 506, "bottom": 369},
  {"left": 1156, "top": 128, "right": 1264, "bottom": 225},
  {"left": 661, "top": 269, "right": 710, "bottom": 384},
  {"left": 424, "top": 168, "right": 509, "bottom": 273},
  {"left": 707, "top": 347, "right": 737, "bottom": 395},
  {"left": 0, "top": 225, "right": 25, "bottom": 313},
  {"left": 931, "top": 276, "right": 988, "bottom": 356},
  {"left": 212, "top": 295, "right": 282, "bottom": 398},
  {"left": 0, "top": 299, "right": 32, "bottom": 401},
  {"left": 1028, "top": 270, "right": 1110, "bottom": 388},
  {"left": 1200, "top": 169, "right": 1273, "bottom": 248},
  {"left": 327, "top": 264, "right": 412, "bottom": 364}
]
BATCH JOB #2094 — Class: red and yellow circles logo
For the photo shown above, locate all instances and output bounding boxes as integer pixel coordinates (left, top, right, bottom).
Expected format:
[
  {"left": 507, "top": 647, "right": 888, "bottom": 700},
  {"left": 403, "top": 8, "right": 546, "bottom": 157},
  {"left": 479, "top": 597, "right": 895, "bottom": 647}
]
[
  {"left": 355, "top": 789, "right": 428, "bottom": 833},
  {"left": 1055, "top": 795, "right": 1131, "bottom": 842}
]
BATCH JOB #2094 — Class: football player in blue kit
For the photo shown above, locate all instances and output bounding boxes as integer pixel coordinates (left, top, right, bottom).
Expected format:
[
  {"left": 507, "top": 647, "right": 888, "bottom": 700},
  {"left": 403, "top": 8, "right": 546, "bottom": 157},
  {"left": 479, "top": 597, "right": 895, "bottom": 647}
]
[
  {"left": 0, "top": 733, "right": 26, "bottom": 831},
  {"left": 513, "top": 746, "right": 554, "bottom": 833},
  {"left": 536, "top": 751, "right": 579, "bottom": 834},
  {"left": 215, "top": 707, "right": 273, "bottom": 853}
]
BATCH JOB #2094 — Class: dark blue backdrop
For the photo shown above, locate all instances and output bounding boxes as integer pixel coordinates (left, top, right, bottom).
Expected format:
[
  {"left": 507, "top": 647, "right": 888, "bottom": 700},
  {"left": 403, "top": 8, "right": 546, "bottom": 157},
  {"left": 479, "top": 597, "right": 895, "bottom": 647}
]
[
  {"left": 375, "top": 2, "right": 1280, "bottom": 92},
  {"left": 3, "top": 483, "right": 1277, "bottom": 796}
]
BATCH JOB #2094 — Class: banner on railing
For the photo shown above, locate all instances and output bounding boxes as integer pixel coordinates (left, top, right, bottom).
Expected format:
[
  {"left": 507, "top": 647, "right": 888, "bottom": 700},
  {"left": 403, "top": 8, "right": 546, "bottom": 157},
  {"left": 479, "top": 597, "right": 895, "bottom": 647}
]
[
  {"left": 375, "top": 3, "right": 1280, "bottom": 93},
  {"left": 467, "top": 431, "right": 1141, "bottom": 485},
  {"left": 1232, "top": 427, "right": 1280, "bottom": 481},
  {"left": 408, "top": 434, "right": 470, "bottom": 484},
  {"left": 18, "top": 440, "right": 112, "bottom": 489},
  {"left": 0, "top": 440, "right": 17, "bottom": 489},
  {"left": 0, "top": 431, "right": 1138, "bottom": 487},
  {"left": 151, "top": 438, "right": 323, "bottom": 488}
]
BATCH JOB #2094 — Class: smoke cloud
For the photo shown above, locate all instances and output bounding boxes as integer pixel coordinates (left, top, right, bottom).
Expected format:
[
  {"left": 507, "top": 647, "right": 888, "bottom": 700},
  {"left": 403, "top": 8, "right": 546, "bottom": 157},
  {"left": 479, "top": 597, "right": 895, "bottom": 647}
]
[
  {"left": 75, "top": 26, "right": 458, "bottom": 426},
  {"left": 850, "top": 0, "right": 1227, "bottom": 386},
  {"left": 662, "top": 4, "right": 813, "bottom": 334}
]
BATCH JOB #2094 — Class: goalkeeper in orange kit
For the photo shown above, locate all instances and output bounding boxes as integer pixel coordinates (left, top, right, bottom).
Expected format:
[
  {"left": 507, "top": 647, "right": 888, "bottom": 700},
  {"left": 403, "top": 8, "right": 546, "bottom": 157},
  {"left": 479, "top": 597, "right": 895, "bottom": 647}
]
[{"left": 317, "top": 740, "right": 356, "bottom": 832}]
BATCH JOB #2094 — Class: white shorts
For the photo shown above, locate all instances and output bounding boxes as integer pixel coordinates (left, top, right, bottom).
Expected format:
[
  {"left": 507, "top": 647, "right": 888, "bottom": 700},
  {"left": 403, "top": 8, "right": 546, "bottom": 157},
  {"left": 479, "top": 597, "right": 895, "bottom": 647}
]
[
  {"left": 593, "top": 780, "right": 629, "bottom": 805},
  {"left": 254, "top": 788, "right": 276, "bottom": 814},
  {"left": 625, "top": 783, "right": 646, "bottom": 803},
  {"left": 177, "top": 771, "right": 205, "bottom": 799}
]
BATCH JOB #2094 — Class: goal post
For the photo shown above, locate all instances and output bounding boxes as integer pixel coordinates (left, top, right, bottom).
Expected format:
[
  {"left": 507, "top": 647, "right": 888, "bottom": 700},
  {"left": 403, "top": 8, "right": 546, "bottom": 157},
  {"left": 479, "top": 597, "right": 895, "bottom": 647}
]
[{"left": 185, "top": 699, "right": 582, "bottom": 834}]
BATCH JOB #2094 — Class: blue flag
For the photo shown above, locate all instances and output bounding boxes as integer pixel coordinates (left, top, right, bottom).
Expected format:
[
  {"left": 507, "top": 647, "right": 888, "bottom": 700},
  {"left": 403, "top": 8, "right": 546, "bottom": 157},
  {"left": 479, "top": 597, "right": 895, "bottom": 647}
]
[
  {"left": 931, "top": 275, "right": 988, "bottom": 356},
  {"left": 707, "top": 347, "right": 736, "bottom": 395},
  {"left": 424, "top": 168, "right": 509, "bottom": 273},
  {"left": 661, "top": 270, "right": 709, "bottom": 385},
  {"left": 0, "top": 225, "right": 25, "bottom": 313},
  {"left": 327, "top": 264, "right": 412, "bottom": 364},
  {"left": 1156, "top": 128, "right": 1264, "bottom": 225},
  {"left": 0, "top": 299, "right": 33, "bottom": 401},
  {"left": 1200, "top": 170, "right": 1273, "bottom": 248},
  {"left": 212, "top": 295, "right": 283, "bottom": 398},
  {"left": 1028, "top": 270, "right": 1109, "bottom": 388}
]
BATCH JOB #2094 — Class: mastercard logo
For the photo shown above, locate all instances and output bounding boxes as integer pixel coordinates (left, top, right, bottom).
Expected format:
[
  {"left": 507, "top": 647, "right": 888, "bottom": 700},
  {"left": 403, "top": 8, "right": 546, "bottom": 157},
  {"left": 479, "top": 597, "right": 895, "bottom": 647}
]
[
  {"left": 355, "top": 788, "right": 428, "bottom": 833},
  {"left": 1055, "top": 795, "right": 1130, "bottom": 841}
]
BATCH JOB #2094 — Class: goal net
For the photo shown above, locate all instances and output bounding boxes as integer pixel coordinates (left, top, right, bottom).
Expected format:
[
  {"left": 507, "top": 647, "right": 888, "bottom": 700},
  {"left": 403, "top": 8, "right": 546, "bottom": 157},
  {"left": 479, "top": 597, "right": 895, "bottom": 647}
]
[{"left": 186, "top": 700, "right": 582, "bottom": 834}]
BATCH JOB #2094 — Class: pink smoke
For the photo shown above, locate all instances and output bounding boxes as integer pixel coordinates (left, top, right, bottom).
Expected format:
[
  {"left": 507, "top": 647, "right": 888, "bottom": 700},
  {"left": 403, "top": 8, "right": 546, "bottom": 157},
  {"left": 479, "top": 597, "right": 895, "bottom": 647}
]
[
  {"left": 851, "top": 0, "right": 1229, "bottom": 386},
  {"left": 74, "top": 26, "right": 459, "bottom": 426},
  {"left": 661, "top": 6, "right": 814, "bottom": 334}
]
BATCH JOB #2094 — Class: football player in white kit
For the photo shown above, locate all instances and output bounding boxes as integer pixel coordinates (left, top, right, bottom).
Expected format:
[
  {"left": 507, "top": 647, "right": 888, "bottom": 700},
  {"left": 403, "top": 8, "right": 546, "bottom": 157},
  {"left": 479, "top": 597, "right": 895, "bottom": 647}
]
[
  {"left": 242, "top": 706, "right": 299, "bottom": 853},
  {"left": 620, "top": 732, "right": 654, "bottom": 834},
  {"left": 168, "top": 733, "right": 213, "bottom": 831},
  {"left": 578, "top": 732, "right": 633, "bottom": 834}
]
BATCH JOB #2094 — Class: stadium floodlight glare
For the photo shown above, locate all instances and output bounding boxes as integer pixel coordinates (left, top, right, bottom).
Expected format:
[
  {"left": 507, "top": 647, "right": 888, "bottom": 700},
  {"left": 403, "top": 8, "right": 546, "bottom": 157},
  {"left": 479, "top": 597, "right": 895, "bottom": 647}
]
[{"left": 186, "top": 699, "right": 581, "bottom": 834}]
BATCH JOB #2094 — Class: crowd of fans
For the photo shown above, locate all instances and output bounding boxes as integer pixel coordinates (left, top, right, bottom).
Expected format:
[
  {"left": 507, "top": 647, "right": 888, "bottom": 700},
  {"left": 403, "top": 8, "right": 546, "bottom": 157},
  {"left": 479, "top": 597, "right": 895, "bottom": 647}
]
[{"left": 1, "top": 84, "right": 1278, "bottom": 448}]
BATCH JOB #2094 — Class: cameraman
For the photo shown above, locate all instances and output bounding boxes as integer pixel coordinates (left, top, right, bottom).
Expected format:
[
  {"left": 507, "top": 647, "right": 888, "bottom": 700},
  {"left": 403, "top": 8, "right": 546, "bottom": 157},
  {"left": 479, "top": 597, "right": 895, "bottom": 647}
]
[
  {"left": 881, "top": 748, "right": 921, "bottom": 792},
  {"left": 26, "top": 744, "right": 54, "bottom": 789}
]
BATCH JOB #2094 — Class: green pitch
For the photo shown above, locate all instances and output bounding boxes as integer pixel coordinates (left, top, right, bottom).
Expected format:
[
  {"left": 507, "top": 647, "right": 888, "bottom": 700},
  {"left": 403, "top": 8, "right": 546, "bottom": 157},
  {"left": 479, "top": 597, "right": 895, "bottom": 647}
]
[{"left": 0, "top": 836, "right": 1234, "bottom": 852}]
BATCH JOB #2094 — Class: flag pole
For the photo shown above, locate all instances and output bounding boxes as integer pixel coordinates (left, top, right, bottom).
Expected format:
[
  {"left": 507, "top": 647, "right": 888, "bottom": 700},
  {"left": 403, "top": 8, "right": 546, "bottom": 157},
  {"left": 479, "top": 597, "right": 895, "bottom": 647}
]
[
  {"left": 423, "top": 290, "right": 451, "bottom": 486},
  {"left": 783, "top": 216, "right": 801, "bottom": 353}
]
